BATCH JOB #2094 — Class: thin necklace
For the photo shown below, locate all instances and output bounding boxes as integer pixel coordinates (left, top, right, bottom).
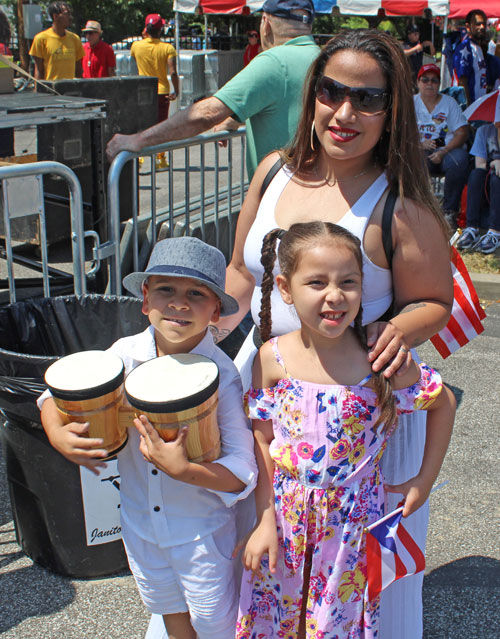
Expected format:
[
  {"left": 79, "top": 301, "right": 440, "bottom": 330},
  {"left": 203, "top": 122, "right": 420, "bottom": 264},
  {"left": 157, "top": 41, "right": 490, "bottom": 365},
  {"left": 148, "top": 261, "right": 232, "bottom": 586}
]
[{"left": 313, "top": 164, "right": 373, "bottom": 187}]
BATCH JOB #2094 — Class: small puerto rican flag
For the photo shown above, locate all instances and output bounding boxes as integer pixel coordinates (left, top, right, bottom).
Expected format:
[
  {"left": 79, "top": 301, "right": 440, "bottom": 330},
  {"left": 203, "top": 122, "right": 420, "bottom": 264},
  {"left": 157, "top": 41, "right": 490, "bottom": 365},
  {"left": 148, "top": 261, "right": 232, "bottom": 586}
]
[
  {"left": 365, "top": 507, "right": 425, "bottom": 601},
  {"left": 430, "top": 247, "right": 486, "bottom": 359}
]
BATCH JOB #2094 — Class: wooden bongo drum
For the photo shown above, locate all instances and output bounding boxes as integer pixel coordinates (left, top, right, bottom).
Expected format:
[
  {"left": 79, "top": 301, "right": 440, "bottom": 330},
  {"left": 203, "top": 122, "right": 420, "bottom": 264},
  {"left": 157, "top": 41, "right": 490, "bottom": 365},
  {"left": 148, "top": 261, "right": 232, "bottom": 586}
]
[
  {"left": 44, "top": 350, "right": 127, "bottom": 460},
  {"left": 123, "top": 353, "right": 221, "bottom": 463}
]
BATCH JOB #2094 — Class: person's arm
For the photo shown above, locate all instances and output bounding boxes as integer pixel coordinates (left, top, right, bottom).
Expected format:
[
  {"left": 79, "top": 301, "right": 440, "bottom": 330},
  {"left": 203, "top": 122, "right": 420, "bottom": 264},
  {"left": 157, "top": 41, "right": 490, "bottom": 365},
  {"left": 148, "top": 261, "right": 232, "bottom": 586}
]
[
  {"left": 240, "top": 343, "right": 280, "bottom": 575},
  {"left": 167, "top": 55, "right": 179, "bottom": 98},
  {"left": 32, "top": 55, "right": 45, "bottom": 81},
  {"left": 134, "top": 415, "right": 246, "bottom": 492},
  {"left": 106, "top": 95, "right": 232, "bottom": 160},
  {"left": 107, "top": 45, "right": 116, "bottom": 77},
  {"left": 403, "top": 43, "right": 423, "bottom": 56},
  {"left": 476, "top": 156, "right": 487, "bottom": 169},
  {"left": 386, "top": 380, "right": 456, "bottom": 517},
  {"left": 41, "top": 396, "right": 109, "bottom": 474},
  {"left": 428, "top": 124, "right": 469, "bottom": 163},
  {"left": 209, "top": 152, "right": 280, "bottom": 343},
  {"left": 367, "top": 199, "right": 454, "bottom": 377},
  {"left": 421, "top": 39, "right": 436, "bottom": 55}
]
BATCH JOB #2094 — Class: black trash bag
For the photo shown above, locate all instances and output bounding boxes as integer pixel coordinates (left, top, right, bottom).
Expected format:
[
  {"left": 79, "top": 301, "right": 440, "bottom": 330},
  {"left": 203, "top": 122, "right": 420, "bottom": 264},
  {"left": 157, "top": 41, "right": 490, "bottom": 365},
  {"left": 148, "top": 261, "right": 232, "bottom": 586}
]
[{"left": 0, "top": 294, "right": 149, "bottom": 426}]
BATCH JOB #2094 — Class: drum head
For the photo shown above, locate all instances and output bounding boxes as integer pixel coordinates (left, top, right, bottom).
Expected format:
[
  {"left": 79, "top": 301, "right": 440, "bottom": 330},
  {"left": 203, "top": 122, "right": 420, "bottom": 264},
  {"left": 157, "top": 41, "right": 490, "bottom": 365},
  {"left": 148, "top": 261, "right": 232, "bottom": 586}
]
[
  {"left": 124, "top": 353, "right": 219, "bottom": 414},
  {"left": 45, "top": 350, "right": 124, "bottom": 400}
]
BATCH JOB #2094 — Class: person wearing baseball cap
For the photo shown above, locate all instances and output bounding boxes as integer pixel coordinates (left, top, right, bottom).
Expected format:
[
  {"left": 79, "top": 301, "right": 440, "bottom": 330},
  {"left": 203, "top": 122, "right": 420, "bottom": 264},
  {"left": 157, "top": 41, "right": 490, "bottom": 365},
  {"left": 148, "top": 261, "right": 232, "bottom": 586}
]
[
  {"left": 107, "top": 0, "right": 319, "bottom": 183},
  {"left": 402, "top": 22, "right": 435, "bottom": 86},
  {"left": 414, "top": 63, "right": 469, "bottom": 228},
  {"left": 81, "top": 20, "right": 116, "bottom": 78},
  {"left": 130, "top": 13, "right": 179, "bottom": 170}
]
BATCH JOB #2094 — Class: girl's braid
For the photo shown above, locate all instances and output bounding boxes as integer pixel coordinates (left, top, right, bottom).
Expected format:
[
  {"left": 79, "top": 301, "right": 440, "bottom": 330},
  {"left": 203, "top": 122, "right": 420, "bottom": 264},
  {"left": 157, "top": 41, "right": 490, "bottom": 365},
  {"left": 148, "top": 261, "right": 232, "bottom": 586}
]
[{"left": 259, "top": 228, "right": 284, "bottom": 343}]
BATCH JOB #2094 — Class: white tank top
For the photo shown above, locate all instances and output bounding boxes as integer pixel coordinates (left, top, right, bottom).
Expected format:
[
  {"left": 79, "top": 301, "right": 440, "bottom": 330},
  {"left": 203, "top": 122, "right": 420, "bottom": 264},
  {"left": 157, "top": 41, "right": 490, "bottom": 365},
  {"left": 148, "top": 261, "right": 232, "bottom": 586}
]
[{"left": 244, "top": 166, "right": 393, "bottom": 336}]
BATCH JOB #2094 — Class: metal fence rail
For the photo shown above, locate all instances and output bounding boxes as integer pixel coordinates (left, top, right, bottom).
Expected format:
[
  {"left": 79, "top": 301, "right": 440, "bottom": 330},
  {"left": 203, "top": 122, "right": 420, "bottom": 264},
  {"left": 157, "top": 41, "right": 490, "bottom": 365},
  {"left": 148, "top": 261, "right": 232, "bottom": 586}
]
[
  {"left": 0, "top": 161, "right": 87, "bottom": 304},
  {"left": 106, "top": 128, "right": 248, "bottom": 295}
]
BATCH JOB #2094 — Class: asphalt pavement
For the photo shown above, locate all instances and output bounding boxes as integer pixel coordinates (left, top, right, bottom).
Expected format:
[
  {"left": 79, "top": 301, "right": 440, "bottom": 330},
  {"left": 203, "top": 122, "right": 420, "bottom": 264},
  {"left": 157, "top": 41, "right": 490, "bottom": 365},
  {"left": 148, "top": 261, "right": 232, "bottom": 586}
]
[{"left": 0, "top": 300, "right": 499, "bottom": 638}]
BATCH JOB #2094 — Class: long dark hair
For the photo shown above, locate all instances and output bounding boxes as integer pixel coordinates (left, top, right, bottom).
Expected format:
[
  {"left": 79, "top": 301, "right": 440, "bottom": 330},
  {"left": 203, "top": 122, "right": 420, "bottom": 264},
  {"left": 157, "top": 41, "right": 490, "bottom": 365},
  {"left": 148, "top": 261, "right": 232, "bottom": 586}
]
[
  {"left": 260, "top": 221, "right": 397, "bottom": 432},
  {"left": 282, "top": 29, "right": 446, "bottom": 233}
]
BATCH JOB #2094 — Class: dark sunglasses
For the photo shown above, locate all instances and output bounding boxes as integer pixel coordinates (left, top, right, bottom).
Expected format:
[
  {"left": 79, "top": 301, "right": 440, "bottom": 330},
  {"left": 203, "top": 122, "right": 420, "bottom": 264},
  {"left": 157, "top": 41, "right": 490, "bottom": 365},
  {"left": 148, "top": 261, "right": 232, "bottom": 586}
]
[
  {"left": 316, "top": 76, "right": 389, "bottom": 115},
  {"left": 419, "top": 76, "right": 439, "bottom": 84}
]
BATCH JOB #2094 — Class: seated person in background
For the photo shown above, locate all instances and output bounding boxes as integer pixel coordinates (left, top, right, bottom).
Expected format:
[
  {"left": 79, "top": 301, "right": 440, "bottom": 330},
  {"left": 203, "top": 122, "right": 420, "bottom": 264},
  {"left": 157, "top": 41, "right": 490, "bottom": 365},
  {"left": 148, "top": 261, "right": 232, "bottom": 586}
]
[
  {"left": 403, "top": 23, "right": 435, "bottom": 86},
  {"left": 456, "top": 119, "right": 500, "bottom": 253},
  {"left": 414, "top": 64, "right": 470, "bottom": 228}
]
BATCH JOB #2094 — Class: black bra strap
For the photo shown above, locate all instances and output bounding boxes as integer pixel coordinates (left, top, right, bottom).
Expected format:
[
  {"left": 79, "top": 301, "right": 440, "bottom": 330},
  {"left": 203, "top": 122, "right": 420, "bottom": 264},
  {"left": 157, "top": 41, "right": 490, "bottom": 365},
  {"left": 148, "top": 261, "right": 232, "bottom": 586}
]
[
  {"left": 382, "top": 189, "right": 398, "bottom": 265},
  {"left": 259, "top": 157, "right": 284, "bottom": 200}
]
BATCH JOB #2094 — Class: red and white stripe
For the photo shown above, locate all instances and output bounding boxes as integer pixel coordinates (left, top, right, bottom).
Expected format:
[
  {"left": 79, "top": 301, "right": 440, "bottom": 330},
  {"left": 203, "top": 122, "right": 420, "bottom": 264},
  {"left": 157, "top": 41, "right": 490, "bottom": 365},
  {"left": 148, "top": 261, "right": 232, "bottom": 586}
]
[
  {"left": 430, "top": 247, "right": 486, "bottom": 359},
  {"left": 366, "top": 515, "right": 426, "bottom": 601}
]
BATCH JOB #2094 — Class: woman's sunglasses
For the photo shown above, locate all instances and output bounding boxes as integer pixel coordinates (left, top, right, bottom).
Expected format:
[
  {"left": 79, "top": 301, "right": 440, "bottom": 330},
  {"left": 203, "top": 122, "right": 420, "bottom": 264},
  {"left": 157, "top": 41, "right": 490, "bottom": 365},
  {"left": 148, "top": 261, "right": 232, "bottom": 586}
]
[
  {"left": 419, "top": 76, "right": 439, "bottom": 84},
  {"left": 316, "top": 76, "right": 389, "bottom": 115}
]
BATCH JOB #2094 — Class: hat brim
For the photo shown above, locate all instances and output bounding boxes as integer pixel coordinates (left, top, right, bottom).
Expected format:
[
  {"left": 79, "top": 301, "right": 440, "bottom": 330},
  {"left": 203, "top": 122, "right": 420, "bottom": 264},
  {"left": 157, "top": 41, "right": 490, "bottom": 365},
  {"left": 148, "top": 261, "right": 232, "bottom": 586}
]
[{"left": 122, "top": 271, "right": 239, "bottom": 317}]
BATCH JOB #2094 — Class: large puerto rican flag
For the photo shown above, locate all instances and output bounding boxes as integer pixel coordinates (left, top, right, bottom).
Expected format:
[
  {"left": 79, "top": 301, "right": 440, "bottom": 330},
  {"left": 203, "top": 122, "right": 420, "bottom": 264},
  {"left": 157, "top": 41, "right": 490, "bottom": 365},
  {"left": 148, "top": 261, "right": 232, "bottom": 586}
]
[
  {"left": 430, "top": 247, "right": 487, "bottom": 359},
  {"left": 365, "top": 508, "right": 426, "bottom": 601},
  {"left": 173, "top": 0, "right": 449, "bottom": 16}
]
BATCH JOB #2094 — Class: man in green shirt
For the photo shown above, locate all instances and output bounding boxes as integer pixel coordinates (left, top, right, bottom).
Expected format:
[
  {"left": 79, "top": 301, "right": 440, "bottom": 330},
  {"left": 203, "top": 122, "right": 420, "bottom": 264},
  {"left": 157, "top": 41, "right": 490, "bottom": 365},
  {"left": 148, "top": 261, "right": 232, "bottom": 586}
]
[{"left": 106, "top": 0, "right": 319, "bottom": 180}]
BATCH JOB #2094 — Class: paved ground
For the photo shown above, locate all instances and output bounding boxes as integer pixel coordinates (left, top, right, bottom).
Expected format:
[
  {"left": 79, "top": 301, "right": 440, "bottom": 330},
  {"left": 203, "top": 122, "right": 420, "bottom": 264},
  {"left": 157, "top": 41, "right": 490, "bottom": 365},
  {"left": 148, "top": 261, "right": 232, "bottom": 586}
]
[{"left": 0, "top": 301, "right": 498, "bottom": 638}]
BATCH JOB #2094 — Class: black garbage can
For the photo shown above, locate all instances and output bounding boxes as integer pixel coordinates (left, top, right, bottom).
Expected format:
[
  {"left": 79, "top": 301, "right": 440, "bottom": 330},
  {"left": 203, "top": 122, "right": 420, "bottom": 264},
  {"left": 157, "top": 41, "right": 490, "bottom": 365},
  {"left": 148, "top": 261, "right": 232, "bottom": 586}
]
[{"left": 0, "top": 294, "right": 148, "bottom": 578}]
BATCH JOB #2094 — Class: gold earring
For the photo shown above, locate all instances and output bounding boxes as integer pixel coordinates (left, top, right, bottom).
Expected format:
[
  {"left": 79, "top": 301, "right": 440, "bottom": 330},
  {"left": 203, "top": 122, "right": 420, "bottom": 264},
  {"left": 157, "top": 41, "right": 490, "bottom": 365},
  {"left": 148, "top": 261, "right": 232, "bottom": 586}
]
[{"left": 310, "top": 121, "right": 316, "bottom": 151}]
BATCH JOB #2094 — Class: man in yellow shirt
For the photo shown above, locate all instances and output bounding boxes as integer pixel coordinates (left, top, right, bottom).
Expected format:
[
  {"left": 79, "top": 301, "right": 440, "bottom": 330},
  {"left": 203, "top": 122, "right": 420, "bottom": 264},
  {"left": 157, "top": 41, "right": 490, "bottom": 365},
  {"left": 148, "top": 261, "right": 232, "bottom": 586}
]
[
  {"left": 131, "top": 13, "right": 179, "bottom": 122},
  {"left": 29, "top": 1, "right": 84, "bottom": 81}
]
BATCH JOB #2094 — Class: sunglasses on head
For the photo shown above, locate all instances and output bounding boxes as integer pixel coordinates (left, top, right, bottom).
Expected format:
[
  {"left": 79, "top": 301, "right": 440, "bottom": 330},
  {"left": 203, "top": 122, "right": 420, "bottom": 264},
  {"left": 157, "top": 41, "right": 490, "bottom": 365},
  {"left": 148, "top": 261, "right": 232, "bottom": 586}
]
[
  {"left": 316, "top": 76, "right": 389, "bottom": 115},
  {"left": 419, "top": 76, "right": 439, "bottom": 84}
]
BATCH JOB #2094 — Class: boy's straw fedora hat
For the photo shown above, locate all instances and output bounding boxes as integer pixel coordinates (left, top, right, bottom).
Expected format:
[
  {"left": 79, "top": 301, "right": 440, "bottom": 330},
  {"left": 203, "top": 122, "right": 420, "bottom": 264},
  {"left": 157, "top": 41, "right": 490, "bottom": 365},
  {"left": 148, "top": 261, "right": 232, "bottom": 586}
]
[{"left": 122, "top": 237, "right": 239, "bottom": 317}]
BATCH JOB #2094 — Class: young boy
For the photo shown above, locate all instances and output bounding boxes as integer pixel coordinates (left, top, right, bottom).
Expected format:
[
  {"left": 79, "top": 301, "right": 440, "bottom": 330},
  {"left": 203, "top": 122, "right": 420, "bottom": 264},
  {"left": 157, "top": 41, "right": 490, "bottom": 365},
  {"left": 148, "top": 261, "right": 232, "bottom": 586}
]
[{"left": 40, "top": 237, "right": 257, "bottom": 639}]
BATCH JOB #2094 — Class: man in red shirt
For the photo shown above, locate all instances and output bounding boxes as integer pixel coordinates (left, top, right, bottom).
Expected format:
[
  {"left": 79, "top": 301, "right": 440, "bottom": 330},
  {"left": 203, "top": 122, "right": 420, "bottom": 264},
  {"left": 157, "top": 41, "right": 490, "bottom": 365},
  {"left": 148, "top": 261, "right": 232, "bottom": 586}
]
[{"left": 82, "top": 20, "right": 115, "bottom": 78}]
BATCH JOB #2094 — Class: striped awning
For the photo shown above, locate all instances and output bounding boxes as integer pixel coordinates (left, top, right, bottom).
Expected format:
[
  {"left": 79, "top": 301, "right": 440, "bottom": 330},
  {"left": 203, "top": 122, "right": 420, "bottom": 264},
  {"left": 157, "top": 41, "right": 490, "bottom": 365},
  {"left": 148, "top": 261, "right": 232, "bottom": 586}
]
[{"left": 173, "top": 0, "right": 450, "bottom": 16}]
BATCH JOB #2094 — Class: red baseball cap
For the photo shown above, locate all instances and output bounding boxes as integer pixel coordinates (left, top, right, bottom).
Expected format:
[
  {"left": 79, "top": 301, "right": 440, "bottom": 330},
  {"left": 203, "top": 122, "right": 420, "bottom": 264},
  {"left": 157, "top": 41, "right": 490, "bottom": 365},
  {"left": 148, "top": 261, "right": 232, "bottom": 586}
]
[
  {"left": 145, "top": 13, "right": 165, "bottom": 29},
  {"left": 417, "top": 64, "right": 440, "bottom": 80}
]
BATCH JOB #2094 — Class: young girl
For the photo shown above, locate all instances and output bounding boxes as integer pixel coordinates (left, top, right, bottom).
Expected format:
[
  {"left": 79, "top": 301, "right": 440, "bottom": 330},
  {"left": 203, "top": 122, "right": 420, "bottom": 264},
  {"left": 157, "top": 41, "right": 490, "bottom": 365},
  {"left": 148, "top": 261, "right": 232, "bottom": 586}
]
[{"left": 236, "top": 221, "right": 455, "bottom": 639}]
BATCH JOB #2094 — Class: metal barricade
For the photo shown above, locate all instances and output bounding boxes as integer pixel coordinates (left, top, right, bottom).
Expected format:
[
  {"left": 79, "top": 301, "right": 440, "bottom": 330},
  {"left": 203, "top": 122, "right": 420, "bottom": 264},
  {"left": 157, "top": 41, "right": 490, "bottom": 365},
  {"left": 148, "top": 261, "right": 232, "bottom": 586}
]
[
  {"left": 106, "top": 128, "right": 247, "bottom": 295},
  {"left": 0, "top": 161, "right": 87, "bottom": 303}
]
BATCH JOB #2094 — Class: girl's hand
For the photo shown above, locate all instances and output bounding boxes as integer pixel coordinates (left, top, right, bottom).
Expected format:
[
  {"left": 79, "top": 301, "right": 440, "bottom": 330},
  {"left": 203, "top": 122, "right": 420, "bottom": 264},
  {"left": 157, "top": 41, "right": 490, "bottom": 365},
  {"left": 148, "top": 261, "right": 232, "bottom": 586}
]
[
  {"left": 49, "top": 421, "right": 108, "bottom": 475},
  {"left": 134, "top": 415, "right": 190, "bottom": 478},
  {"left": 366, "top": 321, "right": 412, "bottom": 378},
  {"left": 243, "top": 517, "right": 279, "bottom": 578},
  {"left": 491, "top": 159, "right": 500, "bottom": 178},
  {"left": 421, "top": 138, "right": 436, "bottom": 151},
  {"left": 385, "top": 475, "right": 433, "bottom": 518}
]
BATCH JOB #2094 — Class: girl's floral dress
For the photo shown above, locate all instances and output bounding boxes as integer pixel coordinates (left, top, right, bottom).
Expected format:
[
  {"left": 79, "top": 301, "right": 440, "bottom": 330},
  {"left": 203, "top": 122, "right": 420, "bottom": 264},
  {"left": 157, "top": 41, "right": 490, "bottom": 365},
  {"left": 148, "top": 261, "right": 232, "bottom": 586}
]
[{"left": 236, "top": 338, "right": 442, "bottom": 639}]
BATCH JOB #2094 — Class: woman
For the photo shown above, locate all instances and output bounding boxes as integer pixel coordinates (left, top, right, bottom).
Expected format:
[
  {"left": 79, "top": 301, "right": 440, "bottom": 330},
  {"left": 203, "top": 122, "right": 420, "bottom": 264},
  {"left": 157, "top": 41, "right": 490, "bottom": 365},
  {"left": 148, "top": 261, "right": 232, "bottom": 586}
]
[
  {"left": 414, "top": 63, "right": 469, "bottom": 228},
  {"left": 243, "top": 30, "right": 260, "bottom": 67},
  {"left": 213, "top": 29, "right": 453, "bottom": 639}
]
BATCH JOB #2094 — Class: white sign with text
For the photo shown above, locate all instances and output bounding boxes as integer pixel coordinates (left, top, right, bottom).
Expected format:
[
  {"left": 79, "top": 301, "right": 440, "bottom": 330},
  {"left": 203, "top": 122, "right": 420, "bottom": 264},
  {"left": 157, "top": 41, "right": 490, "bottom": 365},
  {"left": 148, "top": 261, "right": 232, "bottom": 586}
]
[{"left": 80, "top": 460, "right": 122, "bottom": 546}]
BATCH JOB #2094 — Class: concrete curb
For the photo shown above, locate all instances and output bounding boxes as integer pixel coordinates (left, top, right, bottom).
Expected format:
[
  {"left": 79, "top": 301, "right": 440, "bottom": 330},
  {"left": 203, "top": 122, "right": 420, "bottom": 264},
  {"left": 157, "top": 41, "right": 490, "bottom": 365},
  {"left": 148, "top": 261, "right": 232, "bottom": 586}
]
[{"left": 470, "top": 272, "right": 500, "bottom": 301}]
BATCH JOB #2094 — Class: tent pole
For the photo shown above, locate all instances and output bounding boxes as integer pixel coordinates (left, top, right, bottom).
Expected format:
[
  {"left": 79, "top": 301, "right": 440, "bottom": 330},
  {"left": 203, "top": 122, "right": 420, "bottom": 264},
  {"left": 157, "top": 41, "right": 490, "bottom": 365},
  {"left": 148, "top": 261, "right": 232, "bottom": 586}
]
[
  {"left": 440, "top": 16, "right": 449, "bottom": 90},
  {"left": 204, "top": 14, "right": 208, "bottom": 49},
  {"left": 175, "top": 11, "right": 180, "bottom": 52}
]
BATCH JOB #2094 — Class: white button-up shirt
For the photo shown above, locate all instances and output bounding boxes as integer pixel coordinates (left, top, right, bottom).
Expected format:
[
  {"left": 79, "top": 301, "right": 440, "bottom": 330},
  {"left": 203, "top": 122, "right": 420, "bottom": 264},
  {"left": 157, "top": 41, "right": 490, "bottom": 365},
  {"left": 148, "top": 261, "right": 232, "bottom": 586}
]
[{"left": 40, "top": 326, "right": 257, "bottom": 548}]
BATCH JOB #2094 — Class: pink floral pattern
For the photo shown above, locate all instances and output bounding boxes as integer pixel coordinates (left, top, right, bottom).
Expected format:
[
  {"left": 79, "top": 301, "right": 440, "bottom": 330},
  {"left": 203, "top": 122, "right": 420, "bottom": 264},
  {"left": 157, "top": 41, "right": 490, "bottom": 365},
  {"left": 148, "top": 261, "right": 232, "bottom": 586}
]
[{"left": 238, "top": 338, "right": 442, "bottom": 639}]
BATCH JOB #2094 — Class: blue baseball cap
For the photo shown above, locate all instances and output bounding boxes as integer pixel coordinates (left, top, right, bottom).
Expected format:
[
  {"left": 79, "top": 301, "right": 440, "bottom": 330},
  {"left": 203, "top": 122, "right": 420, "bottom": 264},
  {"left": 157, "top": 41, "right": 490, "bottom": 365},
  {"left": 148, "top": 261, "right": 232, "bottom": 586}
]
[{"left": 262, "top": 0, "right": 315, "bottom": 24}]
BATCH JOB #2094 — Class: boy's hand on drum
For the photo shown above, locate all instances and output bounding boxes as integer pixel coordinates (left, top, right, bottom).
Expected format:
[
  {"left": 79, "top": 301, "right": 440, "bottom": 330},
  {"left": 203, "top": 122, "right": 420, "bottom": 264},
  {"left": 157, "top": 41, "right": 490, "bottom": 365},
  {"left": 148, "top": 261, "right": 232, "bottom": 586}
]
[
  {"left": 366, "top": 321, "right": 412, "bottom": 378},
  {"left": 386, "top": 475, "right": 432, "bottom": 518},
  {"left": 50, "top": 421, "right": 108, "bottom": 475},
  {"left": 134, "top": 415, "right": 190, "bottom": 478}
]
